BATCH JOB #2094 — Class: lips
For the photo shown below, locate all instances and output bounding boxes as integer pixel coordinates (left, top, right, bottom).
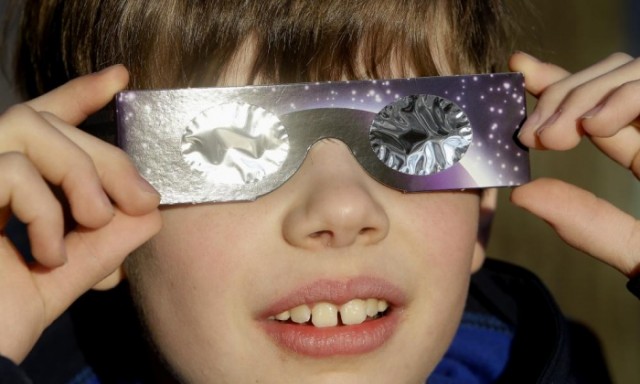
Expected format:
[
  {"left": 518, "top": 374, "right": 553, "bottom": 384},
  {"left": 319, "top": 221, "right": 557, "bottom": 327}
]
[{"left": 259, "top": 277, "right": 405, "bottom": 357}]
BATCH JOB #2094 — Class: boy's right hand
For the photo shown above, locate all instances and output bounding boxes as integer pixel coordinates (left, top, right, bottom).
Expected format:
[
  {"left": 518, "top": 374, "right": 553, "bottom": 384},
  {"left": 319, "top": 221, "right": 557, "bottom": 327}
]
[{"left": 0, "top": 65, "right": 162, "bottom": 364}]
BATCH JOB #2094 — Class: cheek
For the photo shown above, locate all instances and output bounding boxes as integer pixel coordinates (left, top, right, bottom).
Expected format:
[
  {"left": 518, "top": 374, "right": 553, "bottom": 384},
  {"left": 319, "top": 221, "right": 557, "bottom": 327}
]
[
  {"left": 391, "top": 192, "right": 480, "bottom": 361},
  {"left": 148, "top": 213, "right": 240, "bottom": 297},
  {"left": 419, "top": 193, "right": 479, "bottom": 302},
  {"left": 399, "top": 191, "right": 480, "bottom": 270},
  {"left": 127, "top": 192, "right": 481, "bottom": 382},
  {"left": 150, "top": 204, "right": 277, "bottom": 282},
  {"left": 130, "top": 206, "right": 274, "bottom": 379}
]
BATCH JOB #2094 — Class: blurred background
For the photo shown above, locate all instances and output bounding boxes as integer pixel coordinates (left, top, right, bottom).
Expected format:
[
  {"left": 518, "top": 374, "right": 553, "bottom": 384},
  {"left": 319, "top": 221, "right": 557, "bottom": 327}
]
[
  {"left": 489, "top": 0, "right": 640, "bottom": 383},
  {"left": 1, "top": 0, "right": 639, "bottom": 383}
]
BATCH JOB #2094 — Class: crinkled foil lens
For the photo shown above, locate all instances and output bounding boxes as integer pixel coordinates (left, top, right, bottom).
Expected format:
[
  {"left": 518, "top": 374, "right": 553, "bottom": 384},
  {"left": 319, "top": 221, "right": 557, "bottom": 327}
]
[
  {"left": 370, "top": 94, "right": 472, "bottom": 175},
  {"left": 181, "top": 103, "right": 289, "bottom": 185}
]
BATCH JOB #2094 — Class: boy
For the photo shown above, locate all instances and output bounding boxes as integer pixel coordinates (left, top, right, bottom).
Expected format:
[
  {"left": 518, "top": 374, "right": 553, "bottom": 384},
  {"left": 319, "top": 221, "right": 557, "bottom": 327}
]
[{"left": 1, "top": 0, "right": 638, "bottom": 382}]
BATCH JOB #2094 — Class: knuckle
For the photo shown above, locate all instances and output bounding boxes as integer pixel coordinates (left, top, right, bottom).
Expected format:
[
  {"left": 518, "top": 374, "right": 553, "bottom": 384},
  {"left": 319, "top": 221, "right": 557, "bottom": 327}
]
[
  {"left": 3, "top": 103, "right": 35, "bottom": 120},
  {"left": 0, "top": 152, "right": 34, "bottom": 182},
  {"left": 616, "top": 80, "right": 640, "bottom": 97},
  {"left": 0, "top": 104, "right": 36, "bottom": 134},
  {"left": 29, "top": 196, "right": 64, "bottom": 225},
  {"left": 537, "top": 82, "right": 566, "bottom": 107},
  {"left": 0, "top": 105, "right": 57, "bottom": 149},
  {"left": 559, "top": 83, "right": 592, "bottom": 110},
  {"left": 68, "top": 151, "right": 99, "bottom": 180},
  {"left": 108, "top": 146, "right": 136, "bottom": 170}
]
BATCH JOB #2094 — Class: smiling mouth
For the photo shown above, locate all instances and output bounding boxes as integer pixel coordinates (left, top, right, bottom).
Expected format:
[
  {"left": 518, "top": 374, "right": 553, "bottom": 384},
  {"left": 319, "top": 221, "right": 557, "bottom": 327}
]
[
  {"left": 268, "top": 298, "right": 390, "bottom": 327},
  {"left": 260, "top": 278, "right": 403, "bottom": 356}
]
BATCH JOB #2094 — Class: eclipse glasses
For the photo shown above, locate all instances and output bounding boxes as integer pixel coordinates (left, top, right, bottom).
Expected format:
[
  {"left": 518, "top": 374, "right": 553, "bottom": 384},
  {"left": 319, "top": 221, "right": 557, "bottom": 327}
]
[{"left": 117, "top": 73, "right": 529, "bottom": 205}]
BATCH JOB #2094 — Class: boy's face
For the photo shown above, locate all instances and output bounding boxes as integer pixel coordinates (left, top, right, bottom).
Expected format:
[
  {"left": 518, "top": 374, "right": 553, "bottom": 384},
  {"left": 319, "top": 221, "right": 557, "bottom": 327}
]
[{"left": 125, "top": 50, "right": 487, "bottom": 383}]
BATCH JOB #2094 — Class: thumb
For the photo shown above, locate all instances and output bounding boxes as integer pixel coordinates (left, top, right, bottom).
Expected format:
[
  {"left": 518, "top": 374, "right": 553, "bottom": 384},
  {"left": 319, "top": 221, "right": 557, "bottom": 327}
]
[{"left": 511, "top": 178, "right": 640, "bottom": 276}]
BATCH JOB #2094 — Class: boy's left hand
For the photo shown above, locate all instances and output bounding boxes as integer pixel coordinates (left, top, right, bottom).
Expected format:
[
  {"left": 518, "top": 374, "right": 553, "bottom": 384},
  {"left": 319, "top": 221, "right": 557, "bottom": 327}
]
[{"left": 510, "top": 51, "right": 640, "bottom": 278}]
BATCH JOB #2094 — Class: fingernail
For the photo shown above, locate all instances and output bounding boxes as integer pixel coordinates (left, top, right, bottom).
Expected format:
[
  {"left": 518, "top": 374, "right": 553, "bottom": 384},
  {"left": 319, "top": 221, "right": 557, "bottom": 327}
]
[
  {"left": 536, "top": 110, "right": 562, "bottom": 136},
  {"left": 581, "top": 103, "right": 604, "bottom": 119},
  {"left": 519, "top": 109, "right": 541, "bottom": 135}
]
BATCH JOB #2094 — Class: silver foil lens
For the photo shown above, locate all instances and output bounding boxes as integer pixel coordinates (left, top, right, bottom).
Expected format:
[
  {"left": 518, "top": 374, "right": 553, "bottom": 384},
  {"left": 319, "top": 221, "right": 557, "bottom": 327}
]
[
  {"left": 181, "top": 102, "right": 289, "bottom": 185},
  {"left": 370, "top": 94, "right": 472, "bottom": 175}
]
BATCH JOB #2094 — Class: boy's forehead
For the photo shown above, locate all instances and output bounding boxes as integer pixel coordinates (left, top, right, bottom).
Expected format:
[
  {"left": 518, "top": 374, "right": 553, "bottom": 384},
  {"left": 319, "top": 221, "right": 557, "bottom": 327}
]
[{"left": 117, "top": 73, "right": 530, "bottom": 205}]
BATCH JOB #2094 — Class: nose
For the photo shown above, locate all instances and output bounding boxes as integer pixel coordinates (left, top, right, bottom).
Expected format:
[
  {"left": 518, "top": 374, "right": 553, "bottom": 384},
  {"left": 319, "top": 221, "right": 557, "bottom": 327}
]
[{"left": 281, "top": 140, "right": 389, "bottom": 250}]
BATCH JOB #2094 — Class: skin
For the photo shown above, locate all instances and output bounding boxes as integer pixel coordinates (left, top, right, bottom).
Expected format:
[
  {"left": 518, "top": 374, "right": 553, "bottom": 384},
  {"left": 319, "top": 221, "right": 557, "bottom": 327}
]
[
  {"left": 0, "top": 66, "right": 162, "bottom": 363},
  {"left": 510, "top": 51, "right": 640, "bottom": 277},
  {"left": 0, "top": 51, "right": 638, "bottom": 382},
  {"left": 126, "top": 54, "right": 487, "bottom": 382},
  {"left": 130, "top": 142, "right": 483, "bottom": 383}
]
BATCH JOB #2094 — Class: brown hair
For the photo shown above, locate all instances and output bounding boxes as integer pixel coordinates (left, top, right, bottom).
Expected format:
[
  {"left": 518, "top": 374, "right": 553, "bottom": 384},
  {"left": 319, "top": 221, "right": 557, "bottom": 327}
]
[{"left": 14, "top": 0, "right": 516, "bottom": 99}]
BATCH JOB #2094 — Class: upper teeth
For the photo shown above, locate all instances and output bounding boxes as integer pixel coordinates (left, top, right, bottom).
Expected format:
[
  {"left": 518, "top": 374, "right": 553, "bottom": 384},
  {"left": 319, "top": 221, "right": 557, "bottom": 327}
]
[{"left": 269, "top": 298, "right": 389, "bottom": 327}]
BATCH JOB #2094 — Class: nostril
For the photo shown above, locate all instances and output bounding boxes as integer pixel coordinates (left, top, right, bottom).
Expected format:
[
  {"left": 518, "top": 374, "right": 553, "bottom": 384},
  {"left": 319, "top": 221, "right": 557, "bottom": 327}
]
[
  {"left": 310, "top": 230, "right": 332, "bottom": 239},
  {"left": 359, "top": 227, "right": 375, "bottom": 235},
  {"left": 308, "top": 228, "right": 379, "bottom": 248},
  {"left": 309, "top": 230, "right": 333, "bottom": 247}
]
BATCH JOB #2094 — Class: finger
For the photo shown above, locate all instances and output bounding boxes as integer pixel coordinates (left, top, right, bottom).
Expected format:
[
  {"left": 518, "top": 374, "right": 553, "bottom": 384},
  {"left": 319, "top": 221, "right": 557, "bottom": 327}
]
[
  {"left": 42, "top": 113, "right": 161, "bottom": 216},
  {"left": 509, "top": 52, "right": 571, "bottom": 147},
  {"left": 509, "top": 52, "right": 571, "bottom": 97},
  {"left": 0, "top": 153, "right": 65, "bottom": 267},
  {"left": 589, "top": 126, "right": 640, "bottom": 180},
  {"left": 510, "top": 52, "right": 634, "bottom": 149},
  {"left": 580, "top": 79, "right": 640, "bottom": 178},
  {"left": 26, "top": 65, "right": 129, "bottom": 126},
  {"left": 32, "top": 208, "right": 162, "bottom": 327},
  {"left": 0, "top": 105, "right": 115, "bottom": 229},
  {"left": 534, "top": 55, "right": 639, "bottom": 150},
  {"left": 0, "top": 236, "right": 48, "bottom": 363},
  {"left": 581, "top": 79, "right": 640, "bottom": 137},
  {"left": 511, "top": 178, "right": 640, "bottom": 276}
]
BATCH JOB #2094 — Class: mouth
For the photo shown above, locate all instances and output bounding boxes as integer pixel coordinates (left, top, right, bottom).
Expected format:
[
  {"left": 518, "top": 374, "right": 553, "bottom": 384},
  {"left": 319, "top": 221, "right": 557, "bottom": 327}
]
[{"left": 259, "top": 278, "right": 404, "bottom": 357}]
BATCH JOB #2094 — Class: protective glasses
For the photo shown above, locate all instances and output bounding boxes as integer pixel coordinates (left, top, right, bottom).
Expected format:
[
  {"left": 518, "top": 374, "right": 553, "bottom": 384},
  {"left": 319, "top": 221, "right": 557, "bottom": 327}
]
[{"left": 117, "top": 73, "right": 529, "bottom": 205}]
